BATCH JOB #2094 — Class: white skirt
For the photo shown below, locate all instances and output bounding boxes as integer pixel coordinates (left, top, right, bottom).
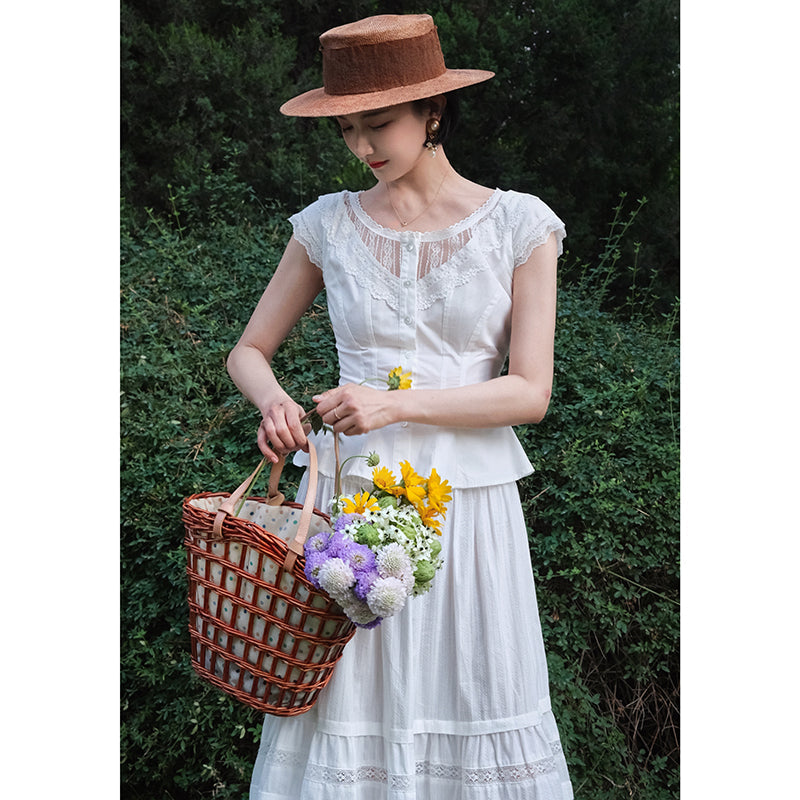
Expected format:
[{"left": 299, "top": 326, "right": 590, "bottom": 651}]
[{"left": 250, "top": 474, "right": 573, "bottom": 800}]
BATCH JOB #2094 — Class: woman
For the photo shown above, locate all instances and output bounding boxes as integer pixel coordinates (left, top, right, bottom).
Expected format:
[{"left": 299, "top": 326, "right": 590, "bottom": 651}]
[{"left": 227, "top": 13, "right": 574, "bottom": 800}]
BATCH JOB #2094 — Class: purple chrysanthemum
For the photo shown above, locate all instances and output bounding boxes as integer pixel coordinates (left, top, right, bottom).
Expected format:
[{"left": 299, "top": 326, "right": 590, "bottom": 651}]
[
  {"left": 326, "top": 530, "right": 357, "bottom": 560},
  {"left": 303, "top": 549, "right": 328, "bottom": 588},
  {"left": 353, "top": 567, "right": 380, "bottom": 601},
  {"left": 348, "top": 542, "right": 377, "bottom": 574},
  {"left": 305, "top": 530, "right": 332, "bottom": 554}
]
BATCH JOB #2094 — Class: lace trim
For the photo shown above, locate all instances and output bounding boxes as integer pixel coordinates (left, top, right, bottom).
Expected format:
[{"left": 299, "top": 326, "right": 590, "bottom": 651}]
[
  {"left": 306, "top": 764, "right": 412, "bottom": 790},
  {"left": 262, "top": 745, "right": 308, "bottom": 769},
  {"left": 415, "top": 236, "right": 494, "bottom": 311},
  {"left": 344, "top": 194, "right": 497, "bottom": 312},
  {"left": 349, "top": 189, "right": 502, "bottom": 242},
  {"left": 348, "top": 189, "right": 563, "bottom": 267},
  {"left": 512, "top": 215, "right": 565, "bottom": 269},
  {"left": 263, "top": 741, "right": 563, "bottom": 788},
  {"left": 303, "top": 754, "right": 559, "bottom": 787},
  {"left": 290, "top": 210, "right": 324, "bottom": 269},
  {"left": 421, "top": 757, "right": 557, "bottom": 784},
  {"left": 290, "top": 191, "right": 564, "bottom": 313},
  {"left": 336, "top": 193, "right": 505, "bottom": 312}
]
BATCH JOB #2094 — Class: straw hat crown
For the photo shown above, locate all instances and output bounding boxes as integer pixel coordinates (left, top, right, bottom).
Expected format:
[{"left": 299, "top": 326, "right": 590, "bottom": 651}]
[{"left": 280, "top": 14, "right": 494, "bottom": 117}]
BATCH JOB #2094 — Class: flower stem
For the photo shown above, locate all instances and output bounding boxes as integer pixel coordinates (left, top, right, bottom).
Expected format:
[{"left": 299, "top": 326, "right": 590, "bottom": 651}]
[
  {"left": 233, "top": 456, "right": 269, "bottom": 517},
  {"left": 335, "top": 451, "right": 370, "bottom": 500}
]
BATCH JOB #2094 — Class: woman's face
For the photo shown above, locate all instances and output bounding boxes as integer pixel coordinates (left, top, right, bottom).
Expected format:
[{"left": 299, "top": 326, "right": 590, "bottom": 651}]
[{"left": 335, "top": 102, "right": 432, "bottom": 181}]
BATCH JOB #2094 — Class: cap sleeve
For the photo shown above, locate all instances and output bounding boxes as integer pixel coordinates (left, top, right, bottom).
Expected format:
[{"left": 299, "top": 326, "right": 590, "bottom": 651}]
[
  {"left": 290, "top": 191, "right": 348, "bottom": 269},
  {"left": 509, "top": 192, "right": 567, "bottom": 268},
  {"left": 288, "top": 205, "right": 323, "bottom": 269}
]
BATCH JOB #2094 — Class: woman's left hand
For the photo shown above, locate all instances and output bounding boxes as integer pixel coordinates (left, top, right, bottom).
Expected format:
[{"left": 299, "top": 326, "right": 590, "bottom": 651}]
[{"left": 313, "top": 383, "right": 400, "bottom": 435}]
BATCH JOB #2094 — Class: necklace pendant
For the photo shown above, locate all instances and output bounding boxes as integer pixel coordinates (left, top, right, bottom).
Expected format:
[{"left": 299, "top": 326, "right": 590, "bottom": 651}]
[{"left": 386, "top": 170, "right": 447, "bottom": 230}]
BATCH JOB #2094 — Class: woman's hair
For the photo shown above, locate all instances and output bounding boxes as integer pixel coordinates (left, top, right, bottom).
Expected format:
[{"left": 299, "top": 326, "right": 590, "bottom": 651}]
[{"left": 413, "top": 92, "right": 460, "bottom": 148}]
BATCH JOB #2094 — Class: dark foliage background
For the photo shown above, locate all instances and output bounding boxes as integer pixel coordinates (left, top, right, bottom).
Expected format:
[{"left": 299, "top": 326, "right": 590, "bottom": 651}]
[
  {"left": 121, "top": 0, "right": 679, "bottom": 304},
  {"left": 121, "top": 2, "right": 679, "bottom": 797}
]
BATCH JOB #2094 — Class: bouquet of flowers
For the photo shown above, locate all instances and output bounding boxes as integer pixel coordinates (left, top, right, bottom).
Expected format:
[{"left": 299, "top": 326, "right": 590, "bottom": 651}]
[
  {"left": 303, "top": 455, "right": 452, "bottom": 628},
  {"left": 299, "top": 367, "right": 451, "bottom": 628}
]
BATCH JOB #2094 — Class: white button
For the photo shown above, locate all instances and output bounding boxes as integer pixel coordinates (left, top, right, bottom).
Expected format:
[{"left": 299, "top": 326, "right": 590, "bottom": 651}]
[
  {"left": 403, "top": 316, "right": 413, "bottom": 326},
  {"left": 404, "top": 350, "right": 414, "bottom": 360},
  {"left": 403, "top": 279, "right": 412, "bottom": 287},
  {"left": 401, "top": 421, "right": 409, "bottom": 428},
  {"left": 405, "top": 242, "right": 415, "bottom": 252}
]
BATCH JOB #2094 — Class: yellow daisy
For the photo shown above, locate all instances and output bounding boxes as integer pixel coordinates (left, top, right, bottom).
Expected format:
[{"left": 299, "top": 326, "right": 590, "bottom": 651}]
[
  {"left": 340, "top": 491, "right": 380, "bottom": 515},
  {"left": 372, "top": 466, "right": 403, "bottom": 496},
  {"left": 426, "top": 468, "right": 453, "bottom": 518},
  {"left": 399, "top": 460, "right": 424, "bottom": 489},
  {"left": 387, "top": 366, "right": 412, "bottom": 390},
  {"left": 398, "top": 460, "right": 426, "bottom": 506},
  {"left": 405, "top": 484, "right": 427, "bottom": 514},
  {"left": 418, "top": 505, "right": 444, "bottom": 535}
]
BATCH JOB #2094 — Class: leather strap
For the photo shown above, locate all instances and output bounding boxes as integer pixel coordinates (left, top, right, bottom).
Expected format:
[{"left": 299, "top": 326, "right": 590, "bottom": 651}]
[
  {"left": 212, "top": 456, "right": 277, "bottom": 539},
  {"left": 211, "top": 442, "right": 322, "bottom": 576},
  {"left": 266, "top": 453, "right": 286, "bottom": 506},
  {"left": 282, "top": 441, "right": 320, "bottom": 573}
]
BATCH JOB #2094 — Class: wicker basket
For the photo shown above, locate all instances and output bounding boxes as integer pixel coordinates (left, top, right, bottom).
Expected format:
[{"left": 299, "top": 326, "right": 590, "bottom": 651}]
[{"left": 182, "top": 442, "right": 356, "bottom": 716}]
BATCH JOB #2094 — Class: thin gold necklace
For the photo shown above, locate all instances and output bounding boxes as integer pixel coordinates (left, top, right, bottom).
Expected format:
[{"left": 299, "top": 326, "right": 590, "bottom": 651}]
[{"left": 386, "top": 172, "right": 448, "bottom": 228}]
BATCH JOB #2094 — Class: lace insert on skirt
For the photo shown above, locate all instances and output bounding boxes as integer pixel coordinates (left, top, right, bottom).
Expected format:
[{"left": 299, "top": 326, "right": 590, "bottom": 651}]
[{"left": 265, "top": 741, "right": 564, "bottom": 788}]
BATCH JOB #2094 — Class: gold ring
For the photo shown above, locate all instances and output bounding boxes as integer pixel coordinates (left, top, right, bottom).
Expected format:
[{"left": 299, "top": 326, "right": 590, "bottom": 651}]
[{"left": 334, "top": 407, "right": 341, "bottom": 420}]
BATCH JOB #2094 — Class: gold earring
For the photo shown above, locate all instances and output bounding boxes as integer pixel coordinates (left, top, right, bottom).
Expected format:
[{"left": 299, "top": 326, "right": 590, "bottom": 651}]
[{"left": 425, "top": 119, "right": 441, "bottom": 157}]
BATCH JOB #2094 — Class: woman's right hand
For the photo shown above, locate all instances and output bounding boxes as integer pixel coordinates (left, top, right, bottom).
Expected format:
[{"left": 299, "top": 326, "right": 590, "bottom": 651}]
[{"left": 257, "top": 399, "right": 310, "bottom": 463}]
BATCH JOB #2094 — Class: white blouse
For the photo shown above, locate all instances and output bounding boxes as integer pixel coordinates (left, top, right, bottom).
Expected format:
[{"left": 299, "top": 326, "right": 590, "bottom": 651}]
[{"left": 291, "top": 188, "right": 566, "bottom": 489}]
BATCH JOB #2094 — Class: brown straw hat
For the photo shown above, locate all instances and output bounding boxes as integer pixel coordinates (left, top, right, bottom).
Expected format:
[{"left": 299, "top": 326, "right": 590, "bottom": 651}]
[{"left": 280, "top": 14, "right": 494, "bottom": 117}]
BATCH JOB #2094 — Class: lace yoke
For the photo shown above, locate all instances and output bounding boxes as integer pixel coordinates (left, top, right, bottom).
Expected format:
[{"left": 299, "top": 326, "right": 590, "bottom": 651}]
[
  {"left": 292, "top": 189, "right": 565, "bottom": 314},
  {"left": 346, "top": 189, "right": 487, "bottom": 270}
]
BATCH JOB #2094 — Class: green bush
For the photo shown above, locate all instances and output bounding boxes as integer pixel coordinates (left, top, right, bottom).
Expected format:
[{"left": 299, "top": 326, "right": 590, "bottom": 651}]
[
  {"left": 517, "top": 200, "right": 679, "bottom": 797},
  {"left": 120, "top": 199, "right": 339, "bottom": 799},
  {"left": 120, "top": 195, "right": 678, "bottom": 798}
]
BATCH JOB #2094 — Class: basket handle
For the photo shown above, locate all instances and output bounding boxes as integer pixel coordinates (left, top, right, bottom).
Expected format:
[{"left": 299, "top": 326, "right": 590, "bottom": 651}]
[
  {"left": 281, "top": 441, "right": 320, "bottom": 572},
  {"left": 211, "top": 441, "right": 323, "bottom": 573}
]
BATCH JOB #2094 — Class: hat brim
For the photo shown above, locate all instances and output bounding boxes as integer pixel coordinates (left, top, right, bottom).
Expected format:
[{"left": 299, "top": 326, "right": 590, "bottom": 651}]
[{"left": 279, "top": 68, "right": 494, "bottom": 117}]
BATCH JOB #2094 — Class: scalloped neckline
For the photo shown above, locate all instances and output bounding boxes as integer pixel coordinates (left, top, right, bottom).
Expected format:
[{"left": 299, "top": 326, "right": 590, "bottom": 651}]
[{"left": 348, "top": 188, "right": 502, "bottom": 241}]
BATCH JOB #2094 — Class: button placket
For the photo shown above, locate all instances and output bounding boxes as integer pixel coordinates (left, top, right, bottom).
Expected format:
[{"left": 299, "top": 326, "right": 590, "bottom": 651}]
[{"left": 398, "top": 233, "right": 418, "bottom": 397}]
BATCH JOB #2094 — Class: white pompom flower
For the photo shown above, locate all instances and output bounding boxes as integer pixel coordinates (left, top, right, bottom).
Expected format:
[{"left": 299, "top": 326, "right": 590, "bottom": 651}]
[
  {"left": 342, "top": 598, "right": 380, "bottom": 628},
  {"left": 317, "top": 558, "right": 355, "bottom": 604},
  {"left": 376, "top": 542, "right": 412, "bottom": 579},
  {"left": 398, "top": 566, "right": 416, "bottom": 594},
  {"left": 366, "top": 576, "right": 408, "bottom": 618}
]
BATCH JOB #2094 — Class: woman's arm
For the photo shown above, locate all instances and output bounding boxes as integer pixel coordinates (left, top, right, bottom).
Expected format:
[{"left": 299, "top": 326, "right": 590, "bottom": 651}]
[
  {"left": 227, "top": 236, "right": 324, "bottom": 462},
  {"left": 313, "top": 231, "right": 559, "bottom": 434}
]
